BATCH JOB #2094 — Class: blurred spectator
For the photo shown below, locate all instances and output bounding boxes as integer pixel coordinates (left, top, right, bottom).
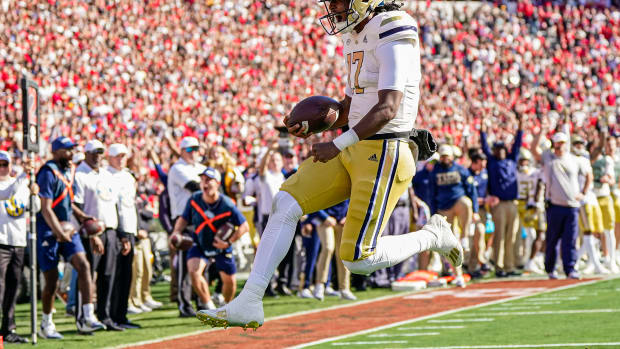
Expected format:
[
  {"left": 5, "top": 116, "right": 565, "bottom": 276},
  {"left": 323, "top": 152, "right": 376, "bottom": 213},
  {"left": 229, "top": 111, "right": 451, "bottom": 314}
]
[
  {"left": 167, "top": 136, "right": 205, "bottom": 317},
  {"left": 0, "top": 152, "right": 38, "bottom": 343}
]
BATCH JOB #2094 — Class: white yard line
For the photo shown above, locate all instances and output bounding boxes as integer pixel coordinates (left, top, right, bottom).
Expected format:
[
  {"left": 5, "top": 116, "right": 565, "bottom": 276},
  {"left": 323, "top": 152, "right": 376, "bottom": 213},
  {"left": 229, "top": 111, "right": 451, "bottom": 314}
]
[
  {"left": 331, "top": 340, "right": 407, "bottom": 346},
  {"left": 290, "top": 278, "right": 608, "bottom": 349},
  {"left": 428, "top": 318, "right": 494, "bottom": 323},
  {"left": 457, "top": 309, "right": 620, "bottom": 317},
  {"left": 397, "top": 326, "right": 465, "bottom": 330},
  {"left": 386, "top": 342, "right": 620, "bottom": 349},
  {"left": 487, "top": 306, "right": 540, "bottom": 310},
  {"left": 369, "top": 332, "right": 440, "bottom": 337}
]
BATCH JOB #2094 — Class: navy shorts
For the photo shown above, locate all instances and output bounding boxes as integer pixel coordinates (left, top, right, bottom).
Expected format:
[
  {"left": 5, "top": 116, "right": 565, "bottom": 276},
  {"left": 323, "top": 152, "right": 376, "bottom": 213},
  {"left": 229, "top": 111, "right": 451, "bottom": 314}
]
[
  {"left": 37, "top": 233, "right": 85, "bottom": 272},
  {"left": 187, "top": 245, "right": 236, "bottom": 275}
]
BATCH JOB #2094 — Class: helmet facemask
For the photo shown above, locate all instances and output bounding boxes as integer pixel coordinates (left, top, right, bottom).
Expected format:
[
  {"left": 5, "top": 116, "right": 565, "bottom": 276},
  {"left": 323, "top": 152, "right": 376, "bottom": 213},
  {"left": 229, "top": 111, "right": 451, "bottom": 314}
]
[{"left": 319, "top": 0, "right": 362, "bottom": 35}]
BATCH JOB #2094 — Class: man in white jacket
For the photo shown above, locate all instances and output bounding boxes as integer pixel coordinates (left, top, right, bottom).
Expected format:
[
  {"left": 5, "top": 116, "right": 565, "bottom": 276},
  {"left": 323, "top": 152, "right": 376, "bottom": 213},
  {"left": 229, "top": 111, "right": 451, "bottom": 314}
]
[{"left": 0, "top": 151, "right": 39, "bottom": 343}]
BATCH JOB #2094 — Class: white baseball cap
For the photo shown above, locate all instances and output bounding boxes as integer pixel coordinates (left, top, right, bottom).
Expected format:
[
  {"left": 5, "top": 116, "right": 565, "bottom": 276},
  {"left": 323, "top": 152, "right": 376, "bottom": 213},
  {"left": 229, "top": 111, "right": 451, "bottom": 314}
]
[
  {"left": 108, "top": 143, "right": 129, "bottom": 157},
  {"left": 438, "top": 144, "right": 454, "bottom": 157},
  {"left": 72, "top": 152, "right": 85, "bottom": 163},
  {"left": 179, "top": 137, "right": 199, "bottom": 149},
  {"left": 552, "top": 132, "right": 569, "bottom": 143},
  {"left": 84, "top": 140, "right": 105, "bottom": 153},
  {"left": 0, "top": 150, "right": 11, "bottom": 163}
]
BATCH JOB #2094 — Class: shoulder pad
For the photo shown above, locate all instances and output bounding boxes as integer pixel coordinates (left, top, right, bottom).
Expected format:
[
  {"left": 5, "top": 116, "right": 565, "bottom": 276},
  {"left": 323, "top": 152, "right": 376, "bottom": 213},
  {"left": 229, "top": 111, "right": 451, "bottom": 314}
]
[{"left": 374, "top": 11, "right": 419, "bottom": 47}]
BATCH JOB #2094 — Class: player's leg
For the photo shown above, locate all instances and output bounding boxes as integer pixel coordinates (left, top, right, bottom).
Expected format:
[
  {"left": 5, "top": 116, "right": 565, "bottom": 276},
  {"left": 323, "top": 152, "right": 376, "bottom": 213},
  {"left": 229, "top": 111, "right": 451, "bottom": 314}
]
[
  {"left": 198, "top": 155, "right": 351, "bottom": 328},
  {"left": 187, "top": 249, "right": 212, "bottom": 307},
  {"left": 215, "top": 253, "right": 237, "bottom": 303},
  {"left": 37, "top": 235, "right": 63, "bottom": 339},
  {"left": 66, "top": 233, "right": 105, "bottom": 332},
  {"left": 340, "top": 140, "right": 462, "bottom": 275},
  {"left": 600, "top": 196, "right": 618, "bottom": 272}
]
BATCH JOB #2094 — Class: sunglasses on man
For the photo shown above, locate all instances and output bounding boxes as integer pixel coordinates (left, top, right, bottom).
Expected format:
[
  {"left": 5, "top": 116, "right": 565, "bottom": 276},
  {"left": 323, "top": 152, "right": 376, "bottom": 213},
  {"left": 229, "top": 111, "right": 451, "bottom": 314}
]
[
  {"left": 0, "top": 162, "right": 8, "bottom": 168},
  {"left": 186, "top": 147, "right": 199, "bottom": 153}
]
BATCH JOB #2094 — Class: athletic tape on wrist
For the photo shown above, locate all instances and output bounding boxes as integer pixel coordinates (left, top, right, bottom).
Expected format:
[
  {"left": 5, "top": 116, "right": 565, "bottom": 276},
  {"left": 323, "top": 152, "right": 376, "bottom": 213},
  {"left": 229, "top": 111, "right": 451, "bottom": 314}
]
[{"left": 333, "top": 129, "right": 359, "bottom": 151}]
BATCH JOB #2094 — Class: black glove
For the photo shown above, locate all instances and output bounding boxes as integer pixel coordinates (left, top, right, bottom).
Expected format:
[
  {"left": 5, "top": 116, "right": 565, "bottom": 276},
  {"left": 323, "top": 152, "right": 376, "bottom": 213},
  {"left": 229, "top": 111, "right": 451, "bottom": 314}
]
[{"left": 410, "top": 129, "right": 438, "bottom": 161}]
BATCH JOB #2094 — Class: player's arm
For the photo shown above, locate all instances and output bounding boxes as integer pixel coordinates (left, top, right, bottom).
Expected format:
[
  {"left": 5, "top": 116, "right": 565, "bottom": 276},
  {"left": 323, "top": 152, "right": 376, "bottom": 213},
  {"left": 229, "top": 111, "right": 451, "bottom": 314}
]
[{"left": 40, "top": 197, "right": 72, "bottom": 242}]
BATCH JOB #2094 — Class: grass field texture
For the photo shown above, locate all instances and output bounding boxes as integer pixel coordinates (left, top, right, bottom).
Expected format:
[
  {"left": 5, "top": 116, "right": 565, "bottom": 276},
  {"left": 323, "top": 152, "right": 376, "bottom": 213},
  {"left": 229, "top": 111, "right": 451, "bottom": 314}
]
[
  {"left": 6, "top": 278, "right": 395, "bottom": 348},
  {"left": 310, "top": 277, "right": 620, "bottom": 349}
]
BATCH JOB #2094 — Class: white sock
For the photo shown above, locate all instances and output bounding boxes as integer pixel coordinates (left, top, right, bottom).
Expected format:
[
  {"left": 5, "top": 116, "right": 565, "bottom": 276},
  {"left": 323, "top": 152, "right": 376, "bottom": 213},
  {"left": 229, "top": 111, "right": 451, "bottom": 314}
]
[
  {"left": 83, "top": 303, "right": 94, "bottom": 320},
  {"left": 243, "top": 192, "right": 302, "bottom": 300},
  {"left": 605, "top": 230, "right": 617, "bottom": 265},
  {"left": 42, "top": 312, "right": 52, "bottom": 325},
  {"left": 577, "top": 235, "right": 589, "bottom": 262},
  {"left": 343, "top": 229, "right": 436, "bottom": 275},
  {"left": 207, "top": 300, "right": 216, "bottom": 310}
]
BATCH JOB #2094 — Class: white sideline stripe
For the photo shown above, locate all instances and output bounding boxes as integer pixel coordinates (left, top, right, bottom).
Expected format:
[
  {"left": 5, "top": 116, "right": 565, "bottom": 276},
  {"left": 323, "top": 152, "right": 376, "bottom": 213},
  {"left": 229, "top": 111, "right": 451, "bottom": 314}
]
[
  {"left": 523, "top": 297, "right": 579, "bottom": 301},
  {"left": 457, "top": 309, "right": 620, "bottom": 317},
  {"left": 428, "top": 318, "right": 494, "bottom": 323},
  {"left": 369, "top": 332, "right": 440, "bottom": 337},
  {"left": 398, "top": 326, "right": 465, "bottom": 330},
  {"left": 386, "top": 342, "right": 620, "bottom": 349},
  {"left": 332, "top": 341, "right": 407, "bottom": 346},
  {"left": 516, "top": 301, "right": 559, "bottom": 305},
  {"left": 118, "top": 286, "right": 435, "bottom": 348},
  {"left": 488, "top": 306, "right": 540, "bottom": 310},
  {"left": 289, "top": 277, "right": 610, "bottom": 349}
]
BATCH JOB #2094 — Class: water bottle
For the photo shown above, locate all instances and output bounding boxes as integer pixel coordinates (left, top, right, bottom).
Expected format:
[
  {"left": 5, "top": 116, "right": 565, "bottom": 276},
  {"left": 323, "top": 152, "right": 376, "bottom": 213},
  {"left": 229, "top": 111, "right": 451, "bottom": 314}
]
[{"left": 485, "top": 212, "right": 494, "bottom": 234}]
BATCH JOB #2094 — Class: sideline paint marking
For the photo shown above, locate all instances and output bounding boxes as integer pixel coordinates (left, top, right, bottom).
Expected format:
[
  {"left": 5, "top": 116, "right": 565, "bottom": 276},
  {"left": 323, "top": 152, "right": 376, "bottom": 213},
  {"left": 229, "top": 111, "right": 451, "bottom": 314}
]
[
  {"left": 387, "top": 342, "right": 620, "bottom": 349},
  {"left": 428, "top": 318, "right": 493, "bottom": 323},
  {"left": 489, "top": 306, "right": 540, "bottom": 310},
  {"left": 523, "top": 297, "right": 578, "bottom": 301},
  {"left": 331, "top": 340, "right": 406, "bottom": 346},
  {"left": 457, "top": 309, "right": 620, "bottom": 316},
  {"left": 398, "top": 326, "right": 464, "bottom": 330},
  {"left": 369, "top": 332, "right": 440, "bottom": 337}
]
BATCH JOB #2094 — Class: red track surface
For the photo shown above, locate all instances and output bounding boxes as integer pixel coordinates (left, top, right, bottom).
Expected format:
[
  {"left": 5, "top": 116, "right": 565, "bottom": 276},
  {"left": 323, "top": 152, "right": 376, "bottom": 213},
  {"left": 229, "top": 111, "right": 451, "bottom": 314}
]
[{"left": 129, "top": 279, "right": 588, "bottom": 349}]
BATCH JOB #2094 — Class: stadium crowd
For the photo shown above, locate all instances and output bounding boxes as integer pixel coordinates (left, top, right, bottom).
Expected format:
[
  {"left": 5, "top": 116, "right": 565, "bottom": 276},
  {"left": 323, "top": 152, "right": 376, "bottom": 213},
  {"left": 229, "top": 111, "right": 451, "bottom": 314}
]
[{"left": 0, "top": 0, "right": 619, "bottom": 343}]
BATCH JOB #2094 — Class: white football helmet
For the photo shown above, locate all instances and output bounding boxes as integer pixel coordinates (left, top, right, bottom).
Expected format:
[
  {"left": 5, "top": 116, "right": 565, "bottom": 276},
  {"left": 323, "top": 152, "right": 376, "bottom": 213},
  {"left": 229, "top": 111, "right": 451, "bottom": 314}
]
[{"left": 319, "top": 0, "right": 384, "bottom": 35}]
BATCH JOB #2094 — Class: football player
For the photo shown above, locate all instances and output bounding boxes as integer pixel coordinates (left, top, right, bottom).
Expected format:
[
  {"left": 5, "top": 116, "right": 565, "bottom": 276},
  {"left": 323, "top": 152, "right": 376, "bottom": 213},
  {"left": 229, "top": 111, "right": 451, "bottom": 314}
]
[{"left": 197, "top": 0, "right": 463, "bottom": 329}]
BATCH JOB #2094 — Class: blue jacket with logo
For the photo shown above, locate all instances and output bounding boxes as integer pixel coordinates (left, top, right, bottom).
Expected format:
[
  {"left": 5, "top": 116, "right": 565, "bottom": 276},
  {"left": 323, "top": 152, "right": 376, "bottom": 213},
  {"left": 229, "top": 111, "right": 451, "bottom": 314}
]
[{"left": 429, "top": 162, "right": 478, "bottom": 214}]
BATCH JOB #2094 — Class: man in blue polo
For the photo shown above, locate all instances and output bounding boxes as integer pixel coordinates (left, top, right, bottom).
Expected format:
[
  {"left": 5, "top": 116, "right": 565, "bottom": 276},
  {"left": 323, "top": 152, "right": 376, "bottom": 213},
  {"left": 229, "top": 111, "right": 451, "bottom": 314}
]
[
  {"left": 170, "top": 168, "right": 248, "bottom": 309},
  {"left": 480, "top": 115, "right": 524, "bottom": 277},
  {"left": 36, "top": 137, "right": 105, "bottom": 339}
]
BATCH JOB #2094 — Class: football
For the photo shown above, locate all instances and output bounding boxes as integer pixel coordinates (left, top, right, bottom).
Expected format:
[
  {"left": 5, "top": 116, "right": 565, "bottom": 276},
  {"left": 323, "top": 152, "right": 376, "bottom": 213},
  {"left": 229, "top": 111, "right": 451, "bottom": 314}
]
[
  {"left": 82, "top": 218, "right": 105, "bottom": 236},
  {"left": 286, "top": 96, "right": 342, "bottom": 135},
  {"left": 216, "top": 222, "right": 236, "bottom": 242},
  {"left": 170, "top": 234, "right": 194, "bottom": 251}
]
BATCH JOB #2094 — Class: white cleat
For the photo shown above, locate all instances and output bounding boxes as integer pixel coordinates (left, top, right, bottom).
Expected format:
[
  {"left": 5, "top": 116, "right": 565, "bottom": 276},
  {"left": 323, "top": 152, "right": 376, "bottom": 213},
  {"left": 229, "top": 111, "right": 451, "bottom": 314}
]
[
  {"left": 525, "top": 259, "right": 545, "bottom": 275},
  {"left": 39, "top": 321, "right": 63, "bottom": 339},
  {"left": 452, "top": 275, "right": 466, "bottom": 288},
  {"left": 197, "top": 297, "right": 264, "bottom": 330},
  {"left": 313, "top": 284, "right": 325, "bottom": 301},
  {"left": 297, "top": 288, "right": 314, "bottom": 299},
  {"left": 340, "top": 290, "right": 357, "bottom": 300},
  {"left": 424, "top": 214, "right": 464, "bottom": 268}
]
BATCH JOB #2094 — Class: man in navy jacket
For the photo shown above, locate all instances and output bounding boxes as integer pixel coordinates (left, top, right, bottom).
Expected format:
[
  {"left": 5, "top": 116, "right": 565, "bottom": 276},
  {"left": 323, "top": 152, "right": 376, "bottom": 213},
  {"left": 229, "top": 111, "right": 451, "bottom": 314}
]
[
  {"left": 430, "top": 145, "right": 478, "bottom": 287},
  {"left": 480, "top": 115, "right": 524, "bottom": 277}
]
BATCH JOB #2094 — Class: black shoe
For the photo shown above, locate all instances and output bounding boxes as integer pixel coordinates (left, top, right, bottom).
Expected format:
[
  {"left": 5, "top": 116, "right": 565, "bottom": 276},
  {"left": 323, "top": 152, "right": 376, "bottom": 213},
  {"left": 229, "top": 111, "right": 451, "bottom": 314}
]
[
  {"left": 470, "top": 270, "right": 484, "bottom": 279},
  {"left": 119, "top": 321, "right": 141, "bottom": 329},
  {"left": 264, "top": 287, "right": 279, "bottom": 298},
  {"left": 4, "top": 331, "right": 29, "bottom": 343},
  {"left": 506, "top": 271, "right": 522, "bottom": 277},
  {"left": 481, "top": 263, "right": 491, "bottom": 272},
  {"left": 275, "top": 284, "right": 293, "bottom": 296},
  {"left": 495, "top": 270, "right": 508, "bottom": 278},
  {"left": 179, "top": 307, "right": 196, "bottom": 318},
  {"left": 102, "top": 320, "right": 124, "bottom": 331}
]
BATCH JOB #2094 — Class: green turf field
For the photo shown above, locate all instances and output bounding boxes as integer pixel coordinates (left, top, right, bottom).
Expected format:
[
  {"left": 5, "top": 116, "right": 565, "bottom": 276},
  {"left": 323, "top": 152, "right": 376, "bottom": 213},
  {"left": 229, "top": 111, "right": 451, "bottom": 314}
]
[
  {"left": 6, "top": 277, "right": 396, "bottom": 348},
  {"left": 310, "top": 277, "right": 620, "bottom": 349}
]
